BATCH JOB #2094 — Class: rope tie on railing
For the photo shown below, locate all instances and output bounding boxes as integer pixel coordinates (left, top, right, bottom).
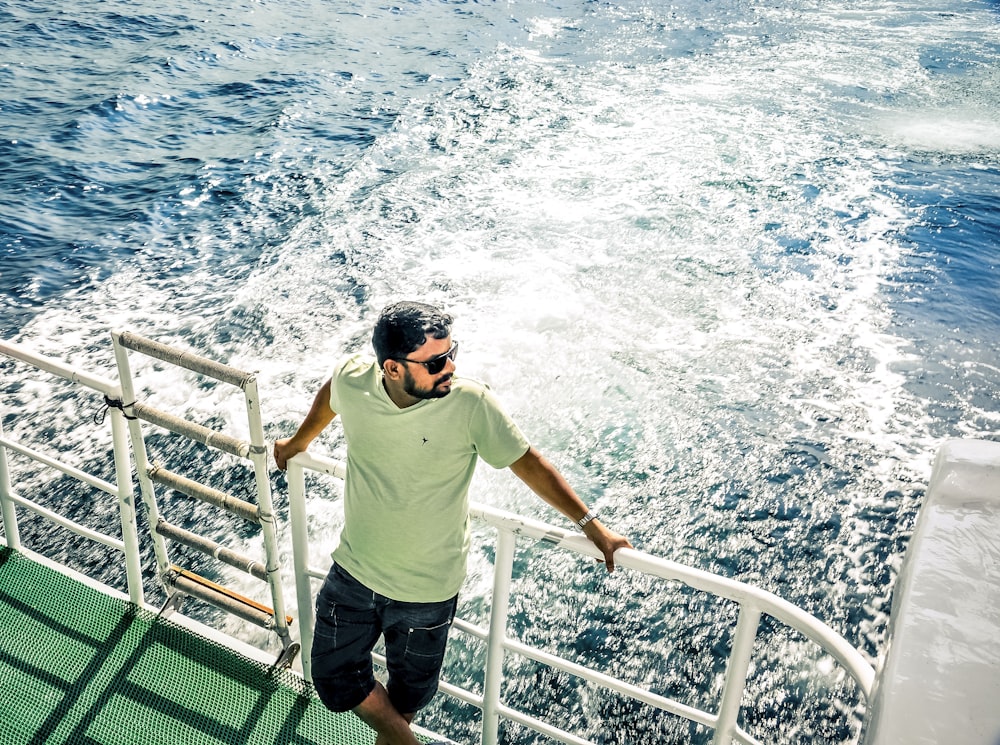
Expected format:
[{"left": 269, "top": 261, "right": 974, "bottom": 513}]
[{"left": 93, "top": 395, "right": 138, "bottom": 425}]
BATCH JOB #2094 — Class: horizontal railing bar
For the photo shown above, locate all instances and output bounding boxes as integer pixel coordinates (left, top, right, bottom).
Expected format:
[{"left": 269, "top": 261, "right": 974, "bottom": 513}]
[
  {"left": 449, "top": 616, "right": 707, "bottom": 725},
  {"left": 134, "top": 403, "right": 249, "bottom": 458},
  {"left": 495, "top": 702, "right": 594, "bottom": 745},
  {"left": 289, "top": 560, "right": 328, "bottom": 584},
  {"left": 494, "top": 699, "right": 758, "bottom": 745},
  {"left": 9, "top": 491, "right": 126, "bottom": 552},
  {"left": 437, "top": 678, "right": 485, "bottom": 710},
  {"left": 452, "top": 617, "right": 488, "bottom": 641},
  {"left": 289, "top": 451, "right": 347, "bottom": 479},
  {"left": 733, "top": 727, "right": 763, "bottom": 745},
  {"left": 155, "top": 519, "right": 267, "bottom": 581},
  {"left": 172, "top": 574, "right": 275, "bottom": 628},
  {"left": 148, "top": 466, "right": 260, "bottom": 523},
  {"left": 0, "top": 340, "right": 118, "bottom": 396},
  {"left": 113, "top": 331, "right": 254, "bottom": 389},
  {"left": 503, "top": 635, "right": 716, "bottom": 728},
  {"left": 0, "top": 436, "right": 118, "bottom": 497},
  {"left": 293, "top": 561, "right": 335, "bottom": 584},
  {"left": 440, "top": 602, "right": 752, "bottom": 741},
  {"left": 168, "top": 567, "right": 287, "bottom": 629}
]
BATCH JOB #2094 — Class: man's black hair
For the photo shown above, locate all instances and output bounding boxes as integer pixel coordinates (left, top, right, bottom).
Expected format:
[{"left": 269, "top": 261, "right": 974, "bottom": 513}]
[{"left": 373, "top": 301, "right": 453, "bottom": 366}]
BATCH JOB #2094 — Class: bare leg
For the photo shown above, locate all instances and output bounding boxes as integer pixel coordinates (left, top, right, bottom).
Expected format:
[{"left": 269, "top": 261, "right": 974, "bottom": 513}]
[
  {"left": 374, "top": 711, "right": 414, "bottom": 745},
  {"left": 354, "top": 682, "right": 420, "bottom": 745}
]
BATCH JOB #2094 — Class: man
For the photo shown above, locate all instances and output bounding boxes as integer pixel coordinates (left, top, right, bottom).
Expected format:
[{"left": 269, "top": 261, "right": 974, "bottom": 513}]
[{"left": 274, "top": 301, "right": 631, "bottom": 745}]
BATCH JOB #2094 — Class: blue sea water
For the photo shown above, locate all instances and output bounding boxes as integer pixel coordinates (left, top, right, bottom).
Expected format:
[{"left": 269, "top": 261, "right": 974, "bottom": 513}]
[{"left": 1, "top": 0, "right": 999, "bottom": 743}]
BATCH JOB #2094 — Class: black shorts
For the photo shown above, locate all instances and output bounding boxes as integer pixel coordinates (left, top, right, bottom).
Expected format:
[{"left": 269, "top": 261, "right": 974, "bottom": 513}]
[{"left": 310, "top": 563, "right": 457, "bottom": 714}]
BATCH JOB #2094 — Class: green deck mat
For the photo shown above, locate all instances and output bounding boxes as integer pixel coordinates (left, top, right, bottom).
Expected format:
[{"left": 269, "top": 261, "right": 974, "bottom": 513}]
[{"left": 0, "top": 546, "right": 392, "bottom": 745}]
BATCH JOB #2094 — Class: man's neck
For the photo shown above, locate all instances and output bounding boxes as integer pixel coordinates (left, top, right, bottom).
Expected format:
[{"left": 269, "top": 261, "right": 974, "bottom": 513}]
[{"left": 382, "top": 376, "right": 420, "bottom": 409}]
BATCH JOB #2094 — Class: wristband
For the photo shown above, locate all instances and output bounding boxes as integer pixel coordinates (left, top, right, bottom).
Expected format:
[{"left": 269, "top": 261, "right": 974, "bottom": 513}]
[{"left": 577, "top": 510, "right": 598, "bottom": 529}]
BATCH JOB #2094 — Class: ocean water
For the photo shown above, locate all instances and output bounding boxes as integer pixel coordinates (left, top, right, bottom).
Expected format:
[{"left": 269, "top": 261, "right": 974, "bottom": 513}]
[{"left": 1, "top": 0, "right": 998, "bottom": 743}]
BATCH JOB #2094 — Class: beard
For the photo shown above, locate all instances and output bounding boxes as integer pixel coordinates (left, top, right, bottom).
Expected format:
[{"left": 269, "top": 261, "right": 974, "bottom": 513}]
[{"left": 402, "top": 368, "right": 453, "bottom": 400}]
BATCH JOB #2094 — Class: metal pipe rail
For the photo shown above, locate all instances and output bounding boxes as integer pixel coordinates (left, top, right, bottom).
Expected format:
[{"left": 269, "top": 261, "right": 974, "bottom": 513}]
[
  {"left": 471, "top": 504, "right": 877, "bottom": 697},
  {"left": 286, "top": 450, "right": 874, "bottom": 745},
  {"left": 155, "top": 519, "right": 268, "bottom": 581},
  {"left": 148, "top": 464, "right": 260, "bottom": 523},
  {"left": 133, "top": 402, "right": 250, "bottom": 459},
  {"left": 0, "top": 340, "right": 144, "bottom": 606},
  {"left": 168, "top": 566, "right": 283, "bottom": 629},
  {"left": 113, "top": 331, "right": 254, "bottom": 390},
  {"left": 3, "top": 338, "right": 876, "bottom": 744}
]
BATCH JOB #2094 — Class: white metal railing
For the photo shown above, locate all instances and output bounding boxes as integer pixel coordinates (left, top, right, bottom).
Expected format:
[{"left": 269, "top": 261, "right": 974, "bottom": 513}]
[
  {"left": 0, "top": 340, "right": 144, "bottom": 606},
  {"left": 2, "top": 339, "right": 876, "bottom": 745},
  {"left": 286, "top": 451, "right": 875, "bottom": 745}
]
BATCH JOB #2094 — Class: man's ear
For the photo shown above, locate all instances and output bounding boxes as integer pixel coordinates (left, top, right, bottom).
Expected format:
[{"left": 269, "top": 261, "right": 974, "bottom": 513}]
[{"left": 382, "top": 359, "right": 404, "bottom": 380}]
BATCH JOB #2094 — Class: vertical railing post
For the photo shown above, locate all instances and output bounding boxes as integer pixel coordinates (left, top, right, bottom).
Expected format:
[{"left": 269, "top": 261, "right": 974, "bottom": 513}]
[
  {"left": 713, "top": 603, "right": 762, "bottom": 744},
  {"left": 242, "top": 376, "right": 290, "bottom": 639},
  {"left": 0, "top": 418, "right": 22, "bottom": 550},
  {"left": 287, "top": 457, "right": 315, "bottom": 681},
  {"left": 108, "top": 403, "right": 144, "bottom": 606},
  {"left": 482, "top": 528, "right": 517, "bottom": 745},
  {"left": 111, "top": 333, "right": 171, "bottom": 579}
]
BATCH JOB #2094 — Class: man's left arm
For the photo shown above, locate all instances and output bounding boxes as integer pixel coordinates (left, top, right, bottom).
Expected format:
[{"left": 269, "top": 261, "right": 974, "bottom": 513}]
[{"left": 508, "top": 446, "right": 633, "bottom": 571}]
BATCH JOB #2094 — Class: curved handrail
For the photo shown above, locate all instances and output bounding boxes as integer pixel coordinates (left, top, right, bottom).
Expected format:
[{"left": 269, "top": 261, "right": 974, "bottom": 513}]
[{"left": 469, "top": 503, "right": 875, "bottom": 696}]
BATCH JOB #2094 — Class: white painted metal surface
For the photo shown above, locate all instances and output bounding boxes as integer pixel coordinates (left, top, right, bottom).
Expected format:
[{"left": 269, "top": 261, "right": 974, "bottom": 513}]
[
  {"left": 0, "top": 339, "right": 144, "bottom": 606},
  {"left": 861, "top": 439, "right": 1000, "bottom": 745}
]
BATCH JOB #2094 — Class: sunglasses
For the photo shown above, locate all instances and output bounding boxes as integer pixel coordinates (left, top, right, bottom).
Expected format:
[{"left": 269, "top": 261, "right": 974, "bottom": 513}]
[{"left": 392, "top": 341, "right": 459, "bottom": 375}]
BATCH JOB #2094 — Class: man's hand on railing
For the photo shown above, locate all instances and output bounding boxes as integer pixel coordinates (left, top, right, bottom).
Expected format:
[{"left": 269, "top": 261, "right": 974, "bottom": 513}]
[
  {"left": 273, "top": 379, "right": 337, "bottom": 472},
  {"left": 507, "top": 446, "right": 633, "bottom": 572},
  {"left": 583, "top": 520, "right": 633, "bottom": 572},
  {"left": 273, "top": 437, "right": 306, "bottom": 472}
]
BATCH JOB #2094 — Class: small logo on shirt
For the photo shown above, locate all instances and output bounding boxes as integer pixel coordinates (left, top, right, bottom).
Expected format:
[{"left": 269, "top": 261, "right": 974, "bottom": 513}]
[{"left": 422, "top": 437, "right": 429, "bottom": 445}]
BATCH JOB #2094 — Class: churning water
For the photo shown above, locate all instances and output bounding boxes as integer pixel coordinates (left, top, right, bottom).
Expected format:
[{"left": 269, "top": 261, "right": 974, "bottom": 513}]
[{"left": 1, "top": 0, "right": 998, "bottom": 742}]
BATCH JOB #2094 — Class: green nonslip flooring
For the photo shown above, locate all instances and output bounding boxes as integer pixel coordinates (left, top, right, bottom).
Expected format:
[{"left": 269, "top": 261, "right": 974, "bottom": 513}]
[{"left": 0, "top": 545, "right": 412, "bottom": 745}]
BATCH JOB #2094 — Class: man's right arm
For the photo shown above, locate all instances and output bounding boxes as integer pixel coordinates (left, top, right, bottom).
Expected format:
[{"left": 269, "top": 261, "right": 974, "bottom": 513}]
[{"left": 273, "top": 378, "right": 337, "bottom": 471}]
